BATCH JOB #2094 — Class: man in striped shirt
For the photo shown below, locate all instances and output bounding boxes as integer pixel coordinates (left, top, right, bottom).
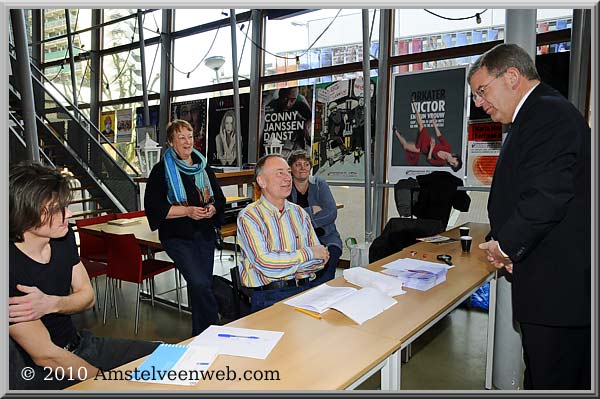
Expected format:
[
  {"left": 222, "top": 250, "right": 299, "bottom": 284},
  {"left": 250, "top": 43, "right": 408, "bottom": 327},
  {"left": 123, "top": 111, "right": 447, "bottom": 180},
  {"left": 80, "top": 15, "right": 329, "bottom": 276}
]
[{"left": 237, "top": 154, "right": 330, "bottom": 312}]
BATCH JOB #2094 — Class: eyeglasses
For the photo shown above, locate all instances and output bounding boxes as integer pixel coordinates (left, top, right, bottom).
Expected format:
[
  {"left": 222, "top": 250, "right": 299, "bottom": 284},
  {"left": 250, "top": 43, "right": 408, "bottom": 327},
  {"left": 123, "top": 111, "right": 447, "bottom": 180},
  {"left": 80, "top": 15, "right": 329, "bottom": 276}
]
[{"left": 472, "top": 72, "right": 505, "bottom": 102}]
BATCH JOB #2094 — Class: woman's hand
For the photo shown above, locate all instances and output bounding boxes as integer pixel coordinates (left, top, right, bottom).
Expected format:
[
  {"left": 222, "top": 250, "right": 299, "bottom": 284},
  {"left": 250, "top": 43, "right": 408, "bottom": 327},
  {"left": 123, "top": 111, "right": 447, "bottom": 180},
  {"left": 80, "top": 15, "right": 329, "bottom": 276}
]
[
  {"left": 187, "top": 204, "right": 216, "bottom": 220},
  {"left": 312, "top": 205, "right": 322, "bottom": 214}
]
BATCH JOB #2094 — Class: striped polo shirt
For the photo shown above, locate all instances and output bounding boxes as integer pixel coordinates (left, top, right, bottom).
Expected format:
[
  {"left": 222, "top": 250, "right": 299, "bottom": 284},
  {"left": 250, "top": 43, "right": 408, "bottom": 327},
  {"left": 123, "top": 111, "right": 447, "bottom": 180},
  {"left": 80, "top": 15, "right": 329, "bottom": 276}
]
[{"left": 237, "top": 195, "right": 324, "bottom": 287}]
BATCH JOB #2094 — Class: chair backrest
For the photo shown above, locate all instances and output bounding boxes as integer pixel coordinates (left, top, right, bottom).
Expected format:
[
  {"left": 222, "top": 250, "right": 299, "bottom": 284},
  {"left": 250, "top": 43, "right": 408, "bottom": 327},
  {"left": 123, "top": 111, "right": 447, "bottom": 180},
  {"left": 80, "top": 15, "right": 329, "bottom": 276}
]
[
  {"left": 369, "top": 217, "right": 443, "bottom": 263},
  {"left": 103, "top": 232, "right": 143, "bottom": 283},
  {"left": 76, "top": 214, "right": 116, "bottom": 260},
  {"left": 116, "top": 210, "right": 146, "bottom": 219}
]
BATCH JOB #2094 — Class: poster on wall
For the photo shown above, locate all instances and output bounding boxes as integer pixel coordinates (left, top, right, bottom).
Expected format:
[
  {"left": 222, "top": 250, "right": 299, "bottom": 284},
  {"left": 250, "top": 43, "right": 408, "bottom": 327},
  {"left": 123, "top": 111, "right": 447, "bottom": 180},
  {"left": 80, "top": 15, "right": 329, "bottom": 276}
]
[
  {"left": 99, "top": 110, "right": 116, "bottom": 142},
  {"left": 387, "top": 66, "right": 468, "bottom": 183},
  {"left": 116, "top": 108, "right": 133, "bottom": 143},
  {"left": 171, "top": 99, "right": 208, "bottom": 155},
  {"left": 135, "top": 104, "right": 160, "bottom": 142},
  {"left": 260, "top": 85, "right": 314, "bottom": 160},
  {"left": 466, "top": 121, "right": 502, "bottom": 187},
  {"left": 207, "top": 94, "right": 249, "bottom": 167},
  {"left": 312, "top": 76, "right": 377, "bottom": 181}
]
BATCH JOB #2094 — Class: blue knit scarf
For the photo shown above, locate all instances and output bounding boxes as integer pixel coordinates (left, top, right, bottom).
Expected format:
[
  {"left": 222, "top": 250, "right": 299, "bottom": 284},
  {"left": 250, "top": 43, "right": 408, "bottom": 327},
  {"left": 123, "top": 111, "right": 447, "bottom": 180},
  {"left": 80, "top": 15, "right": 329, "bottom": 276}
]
[{"left": 164, "top": 147, "right": 214, "bottom": 206}]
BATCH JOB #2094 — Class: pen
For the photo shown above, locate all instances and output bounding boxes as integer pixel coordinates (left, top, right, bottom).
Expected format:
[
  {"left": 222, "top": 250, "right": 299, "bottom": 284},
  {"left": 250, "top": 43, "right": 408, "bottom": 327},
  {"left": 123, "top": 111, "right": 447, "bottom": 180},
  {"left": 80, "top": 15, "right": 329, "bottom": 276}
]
[
  {"left": 217, "top": 333, "right": 260, "bottom": 339},
  {"left": 294, "top": 307, "right": 322, "bottom": 319}
]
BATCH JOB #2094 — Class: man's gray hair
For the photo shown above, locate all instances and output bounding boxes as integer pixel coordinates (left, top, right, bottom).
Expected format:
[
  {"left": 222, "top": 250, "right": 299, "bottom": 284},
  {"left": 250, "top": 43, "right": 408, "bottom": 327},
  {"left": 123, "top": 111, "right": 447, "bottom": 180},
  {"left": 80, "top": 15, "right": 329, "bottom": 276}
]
[
  {"left": 468, "top": 43, "right": 540, "bottom": 83},
  {"left": 254, "top": 154, "right": 286, "bottom": 183}
]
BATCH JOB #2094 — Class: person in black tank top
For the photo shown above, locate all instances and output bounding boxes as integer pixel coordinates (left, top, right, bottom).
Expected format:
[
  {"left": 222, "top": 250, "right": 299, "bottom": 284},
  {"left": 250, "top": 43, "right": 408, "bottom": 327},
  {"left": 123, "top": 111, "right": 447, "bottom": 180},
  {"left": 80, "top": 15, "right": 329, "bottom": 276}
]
[{"left": 9, "top": 162, "right": 159, "bottom": 389}]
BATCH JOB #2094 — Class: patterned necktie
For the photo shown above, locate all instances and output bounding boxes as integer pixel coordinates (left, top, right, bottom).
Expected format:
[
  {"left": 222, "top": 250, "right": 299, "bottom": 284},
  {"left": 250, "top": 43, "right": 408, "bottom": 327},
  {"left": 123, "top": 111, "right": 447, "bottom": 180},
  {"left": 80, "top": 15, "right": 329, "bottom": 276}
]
[{"left": 495, "top": 123, "right": 513, "bottom": 168}]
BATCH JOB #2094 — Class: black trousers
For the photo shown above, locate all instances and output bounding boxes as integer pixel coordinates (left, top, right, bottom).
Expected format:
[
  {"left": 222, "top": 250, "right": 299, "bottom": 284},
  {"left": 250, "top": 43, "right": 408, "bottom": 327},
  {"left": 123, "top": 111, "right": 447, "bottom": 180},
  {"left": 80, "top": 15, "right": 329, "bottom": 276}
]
[
  {"left": 10, "top": 330, "right": 159, "bottom": 390},
  {"left": 520, "top": 322, "right": 590, "bottom": 390}
]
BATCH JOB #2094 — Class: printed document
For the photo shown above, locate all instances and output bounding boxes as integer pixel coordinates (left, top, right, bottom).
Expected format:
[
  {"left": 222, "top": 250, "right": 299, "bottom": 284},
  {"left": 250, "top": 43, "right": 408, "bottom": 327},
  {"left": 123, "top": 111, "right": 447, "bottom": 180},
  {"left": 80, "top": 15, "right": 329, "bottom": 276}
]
[
  {"left": 191, "top": 326, "right": 283, "bottom": 360},
  {"left": 284, "top": 283, "right": 397, "bottom": 324}
]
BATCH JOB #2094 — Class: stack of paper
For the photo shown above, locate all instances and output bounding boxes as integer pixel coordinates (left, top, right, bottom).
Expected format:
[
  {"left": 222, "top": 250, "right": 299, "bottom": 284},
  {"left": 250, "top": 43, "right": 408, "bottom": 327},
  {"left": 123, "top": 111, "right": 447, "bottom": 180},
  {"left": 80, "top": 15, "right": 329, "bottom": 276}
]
[
  {"left": 107, "top": 218, "right": 141, "bottom": 226},
  {"left": 283, "top": 284, "right": 357, "bottom": 314},
  {"left": 133, "top": 344, "right": 219, "bottom": 386},
  {"left": 381, "top": 258, "right": 450, "bottom": 291},
  {"left": 284, "top": 284, "right": 397, "bottom": 325},
  {"left": 342, "top": 267, "right": 406, "bottom": 296},
  {"left": 191, "top": 326, "right": 284, "bottom": 360}
]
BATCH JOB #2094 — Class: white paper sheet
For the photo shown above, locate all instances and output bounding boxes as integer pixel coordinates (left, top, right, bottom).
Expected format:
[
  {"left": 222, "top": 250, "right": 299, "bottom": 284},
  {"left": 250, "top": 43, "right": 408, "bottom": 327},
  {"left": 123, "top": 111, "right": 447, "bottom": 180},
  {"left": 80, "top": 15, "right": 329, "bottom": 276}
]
[
  {"left": 330, "top": 287, "right": 397, "bottom": 324},
  {"left": 343, "top": 267, "right": 406, "bottom": 297},
  {"left": 283, "top": 284, "right": 357, "bottom": 313},
  {"left": 191, "top": 326, "right": 284, "bottom": 360}
]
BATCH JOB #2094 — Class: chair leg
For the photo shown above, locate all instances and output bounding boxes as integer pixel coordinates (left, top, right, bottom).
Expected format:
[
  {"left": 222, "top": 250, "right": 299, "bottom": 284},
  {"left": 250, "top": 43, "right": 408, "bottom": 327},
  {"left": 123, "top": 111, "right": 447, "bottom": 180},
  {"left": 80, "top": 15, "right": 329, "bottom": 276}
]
[
  {"left": 113, "top": 280, "right": 119, "bottom": 319},
  {"left": 135, "top": 283, "right": 141, "bottom": 335},
  {"left": 174, "top": 269, "right": 181, "bottom": 314},
  {"left": 103, "top": 277, "right": 109, "bottom": 325},
  {"left": 150, "top": 277, "right": 155, "bottom": 308}
]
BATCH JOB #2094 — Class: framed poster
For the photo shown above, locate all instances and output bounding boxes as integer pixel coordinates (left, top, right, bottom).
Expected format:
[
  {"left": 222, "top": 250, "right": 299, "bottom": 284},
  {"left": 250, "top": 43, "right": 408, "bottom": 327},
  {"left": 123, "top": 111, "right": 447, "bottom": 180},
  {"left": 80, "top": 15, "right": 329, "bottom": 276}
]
[
  {"left": 260, "top": 85, "right": 314, "bottom": 160},
  {"left": 171, "top": 99, "right": 208, "bottom": 155},
  {"left": 387, "top": 66, "right": 468, "bottom": 183},
  {"left": 466, "top": 121, "right": 502, "bottom": 187},
  {"left": 116, "top": 108, "right": 133, "bottom": 143},
  {"left": 313, "top": 76, "right": 377, "bottom": 181},
  {"left": 99, "top": 110, "right": 116, "bottom": 142},
  {"left": 207, "top": 94, "right": 249, "bottom": 167}
]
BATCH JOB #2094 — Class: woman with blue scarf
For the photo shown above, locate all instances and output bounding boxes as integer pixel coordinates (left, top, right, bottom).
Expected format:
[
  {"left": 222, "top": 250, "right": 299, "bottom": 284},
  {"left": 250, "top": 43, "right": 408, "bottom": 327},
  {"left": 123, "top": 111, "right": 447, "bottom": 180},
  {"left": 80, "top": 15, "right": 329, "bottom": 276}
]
[{"left": 145, "top": 120, "right": 225, "bottom": 336}]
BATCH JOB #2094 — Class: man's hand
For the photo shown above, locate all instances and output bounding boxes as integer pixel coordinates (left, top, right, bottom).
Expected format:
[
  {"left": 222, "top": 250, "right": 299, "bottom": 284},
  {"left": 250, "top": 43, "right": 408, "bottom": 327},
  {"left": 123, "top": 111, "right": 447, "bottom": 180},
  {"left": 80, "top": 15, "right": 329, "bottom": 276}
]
[
  {"left": 309, "top": 245, "right": 330, "bottom": 264},
  {"left": 312, "top": 205, "right": 322, "bottom": 214},
  {"left": 9, "top": 285, "right": 58, "bottom": 323},
  {"left": 479, "top": 240, "right": 513, "bottom": 273}
]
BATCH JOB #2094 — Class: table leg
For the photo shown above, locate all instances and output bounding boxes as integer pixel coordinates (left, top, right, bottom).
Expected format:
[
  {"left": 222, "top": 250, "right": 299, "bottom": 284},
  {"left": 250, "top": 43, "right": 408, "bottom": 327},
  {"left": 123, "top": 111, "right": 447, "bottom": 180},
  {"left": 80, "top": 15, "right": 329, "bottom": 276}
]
[
  {"left": 485, "top": 271, "right": 498, "bottom": 389},
  {"left": 380, "top": 350, "right": 400, "bottom": 390}
]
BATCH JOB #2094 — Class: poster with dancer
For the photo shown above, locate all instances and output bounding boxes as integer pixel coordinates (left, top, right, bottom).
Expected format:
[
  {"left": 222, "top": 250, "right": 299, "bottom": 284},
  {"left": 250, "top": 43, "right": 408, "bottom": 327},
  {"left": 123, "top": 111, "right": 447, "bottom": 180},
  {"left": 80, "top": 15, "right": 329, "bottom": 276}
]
[
  {"left": 171, "top": 99, "right": 208, "bottom": 155},
  {"left": 312, "top": 76, "right": 377, "bottom": 181},
  {"left": 387, "top": 66, "right": 468, "bottom": 183},
  {"left": 207, "top": 94, "right": 249, "bottom": 167},
  {"left": 260, "top": 85, "right": 314, "bottom": 160}
]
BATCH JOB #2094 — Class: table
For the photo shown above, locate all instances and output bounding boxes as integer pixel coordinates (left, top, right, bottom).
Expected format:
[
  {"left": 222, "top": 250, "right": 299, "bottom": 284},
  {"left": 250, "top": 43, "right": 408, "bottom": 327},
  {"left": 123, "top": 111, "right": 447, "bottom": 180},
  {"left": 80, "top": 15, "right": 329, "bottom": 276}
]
[
  {"left": 68, "top": 305, "right": 399, "bottom": 390},
  {"left": 70, "top": 222, "right": 496, "bottom": 391},
  {"left": 78, "top": 217, "right": 237, "bottom": 250}
]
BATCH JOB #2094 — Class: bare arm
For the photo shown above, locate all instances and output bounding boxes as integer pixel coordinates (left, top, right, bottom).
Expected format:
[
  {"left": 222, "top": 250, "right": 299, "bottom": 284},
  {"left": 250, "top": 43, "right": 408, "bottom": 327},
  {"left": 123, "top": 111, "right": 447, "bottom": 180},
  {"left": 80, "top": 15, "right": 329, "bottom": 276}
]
[
  {"left": 10, "top": 321, "right": 99, "bottom": 379},
  {"left": 414, "top": 105, "right": 424, "bottom": 130},
  {"left": 9, "top": 263, "right": 94, "bottom": 323},
  {"left": 431, "top": 117, "right": 442, "bottom": 137}
]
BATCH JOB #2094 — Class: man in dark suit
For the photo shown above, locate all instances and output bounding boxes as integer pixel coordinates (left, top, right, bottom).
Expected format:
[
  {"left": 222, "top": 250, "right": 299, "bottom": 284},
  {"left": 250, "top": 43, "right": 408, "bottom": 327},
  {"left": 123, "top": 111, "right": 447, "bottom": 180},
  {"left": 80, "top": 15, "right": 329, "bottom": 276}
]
[{"left": 468, "top": 43, "right": 590, "bottom": 390}]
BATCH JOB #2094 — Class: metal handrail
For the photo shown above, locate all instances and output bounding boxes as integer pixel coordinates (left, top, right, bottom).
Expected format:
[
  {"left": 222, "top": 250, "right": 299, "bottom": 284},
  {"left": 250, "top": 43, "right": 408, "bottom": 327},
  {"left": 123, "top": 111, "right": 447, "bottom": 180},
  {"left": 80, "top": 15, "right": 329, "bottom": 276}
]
[
  {"left": 14, "top": 52, "right": 140, "bottom": 176},
  {"left": 9, "top": 112, "right": 55, "bottom": 167}
]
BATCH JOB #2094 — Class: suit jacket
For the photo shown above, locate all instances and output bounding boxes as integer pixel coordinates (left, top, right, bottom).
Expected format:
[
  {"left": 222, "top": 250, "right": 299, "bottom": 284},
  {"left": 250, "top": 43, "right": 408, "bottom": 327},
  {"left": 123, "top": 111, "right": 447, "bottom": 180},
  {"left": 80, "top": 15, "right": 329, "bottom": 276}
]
[{"left": 488, "top": 82, "right": 590, "bottom": 326}]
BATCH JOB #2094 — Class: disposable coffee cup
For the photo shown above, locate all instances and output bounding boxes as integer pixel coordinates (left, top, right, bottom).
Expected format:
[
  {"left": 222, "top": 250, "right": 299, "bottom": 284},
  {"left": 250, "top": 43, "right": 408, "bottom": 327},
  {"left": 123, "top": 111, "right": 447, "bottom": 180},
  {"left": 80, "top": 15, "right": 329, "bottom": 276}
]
[
  {"left": 459, "top": 226, "right": 470, "bottom": 237},
  {"left": 460, "top": 235, "right": 473, "bottom": 252}
]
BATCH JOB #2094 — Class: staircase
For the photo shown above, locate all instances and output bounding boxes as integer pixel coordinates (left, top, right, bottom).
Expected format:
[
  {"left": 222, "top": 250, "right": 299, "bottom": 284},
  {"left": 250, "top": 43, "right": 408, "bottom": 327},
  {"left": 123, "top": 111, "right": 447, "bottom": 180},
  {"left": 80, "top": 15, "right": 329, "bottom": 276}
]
[{"left": 9, "top": 48, "right": 140, "bottom": 224}]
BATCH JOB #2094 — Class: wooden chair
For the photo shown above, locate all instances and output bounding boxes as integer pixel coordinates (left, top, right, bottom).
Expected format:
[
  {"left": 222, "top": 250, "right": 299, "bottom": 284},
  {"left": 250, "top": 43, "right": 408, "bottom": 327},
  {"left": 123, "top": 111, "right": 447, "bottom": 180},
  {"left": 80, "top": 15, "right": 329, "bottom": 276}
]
[
  {"left": 102, "top": 231, "right": 180, "bottom": 335},
  {"left": 76, "top": 214, "right": 115, "bottom": 310}
]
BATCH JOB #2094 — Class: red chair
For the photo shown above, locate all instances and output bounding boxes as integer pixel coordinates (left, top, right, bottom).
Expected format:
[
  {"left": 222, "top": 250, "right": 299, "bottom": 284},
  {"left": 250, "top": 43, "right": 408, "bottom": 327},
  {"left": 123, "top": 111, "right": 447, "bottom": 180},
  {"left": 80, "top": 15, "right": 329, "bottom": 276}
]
[
  {"left": 76, "top": 214, "right": 115, "bottom": 263},
  {"left": 116, "top": 210, "right": 146, "bottom": 219},
  {"left": 102, "top": 231, "right": 180, "bottom": 335},
  {"left": 76, "top": 214, "right": 115, "bottom": 310}
]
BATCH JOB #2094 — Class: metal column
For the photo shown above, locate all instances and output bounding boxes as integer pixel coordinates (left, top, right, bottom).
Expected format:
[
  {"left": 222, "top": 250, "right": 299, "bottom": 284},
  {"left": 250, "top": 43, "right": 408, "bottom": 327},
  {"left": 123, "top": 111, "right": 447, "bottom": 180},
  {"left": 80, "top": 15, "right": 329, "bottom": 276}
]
[
  {"left": 64, "top": 10, "right": 79, "bottom": 108},
  {"left": 568, "top": 9, "right": 591, "bottom": 117},
  {"left": 90, "top": 9, "right": 101, "bottom": 131},
  {"left": 10, "top": 9, "right": 40, "bottom": 161},
  {"left": 489, "top": 9, "right": 537, "bottom": 391},
  {"left": 137, "top": 10, "right": 150, "bottom": 125},
  {"left": 372, "top": 9, "right": 392, "bottom": 235},
  {"left": 158, "top": 9, "right": 173, "bottom": 147},
  {"left": 230, "top": 9, "right": 243, "bottom": 168},
  {"left": 31, "top": 10, "right": 43, "bottom": 115},
  {"left": 361, "top": 9, "right": 373, "bottom": 243},
  {"left": 247, "top": 9, "right": 264, "bottom": 163}
]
